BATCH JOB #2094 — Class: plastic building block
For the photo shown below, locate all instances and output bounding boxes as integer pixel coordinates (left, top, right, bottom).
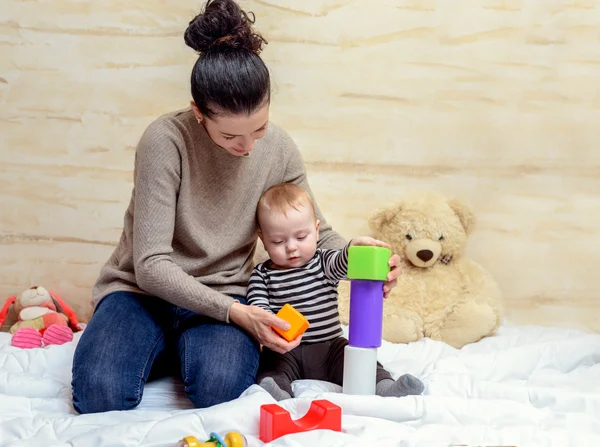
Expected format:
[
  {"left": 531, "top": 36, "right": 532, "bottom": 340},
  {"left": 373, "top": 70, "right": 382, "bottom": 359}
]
[
  {"left": 342, "top": 345, "right": 377, "bottom": 395},
  {"left": 343, "top": 246, "right": 389, "bottom": 396},
  {"left": 346, "top": 246, "right": 391, "bottom": 281},
  {"left": 273, "top": 304, "right": 309, "bottom": 342},
  {"left": 348, "top": 279, "right": 384, "bottom": 348},
  {"left": 259, "top": 399, "right": 342, "bottom": 442}
]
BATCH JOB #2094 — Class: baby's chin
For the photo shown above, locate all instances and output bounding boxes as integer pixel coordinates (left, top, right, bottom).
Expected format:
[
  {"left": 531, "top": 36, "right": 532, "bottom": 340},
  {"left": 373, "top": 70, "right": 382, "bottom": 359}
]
[{"left": 280, "top": 257, "right": 308, "bottom": 269}]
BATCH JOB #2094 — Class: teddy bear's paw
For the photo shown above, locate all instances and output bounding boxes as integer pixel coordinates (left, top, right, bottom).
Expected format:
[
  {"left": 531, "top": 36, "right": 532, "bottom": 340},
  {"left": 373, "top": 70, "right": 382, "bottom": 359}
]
[
  {"left": 12, "top": 327, "right": 43, "bottom": 349},
  {"left": 19, "top": 306, "right": 53, "bottom": 321},
  {"left": 42, "top": 324, "right": 73, "bottom": 346},
  {"left": 383, "top": 312, "right": 424, "bottom": 344},
  {"left": 440, "top": 301, "right": 498, "bottom": 349}
]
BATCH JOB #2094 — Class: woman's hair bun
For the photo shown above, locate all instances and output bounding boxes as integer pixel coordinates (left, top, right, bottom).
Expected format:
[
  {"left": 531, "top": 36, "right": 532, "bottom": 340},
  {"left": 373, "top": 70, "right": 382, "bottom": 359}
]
[{"left": 184, "top": 0, "right": 267, "bottom": 55}]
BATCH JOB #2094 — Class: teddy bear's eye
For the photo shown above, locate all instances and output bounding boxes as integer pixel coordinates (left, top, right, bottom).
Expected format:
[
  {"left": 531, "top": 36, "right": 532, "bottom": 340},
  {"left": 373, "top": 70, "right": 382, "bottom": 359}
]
[{"left": 406, "top": 234, "right": 413, "bottom": 241}]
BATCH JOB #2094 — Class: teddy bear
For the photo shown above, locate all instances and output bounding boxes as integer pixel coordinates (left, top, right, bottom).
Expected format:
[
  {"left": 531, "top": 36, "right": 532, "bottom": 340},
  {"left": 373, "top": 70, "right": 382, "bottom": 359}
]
[
  {"left": 338, "top": 191, "right": 503, "bottom": 349},
  {"left": 0, "top": 286, "right": 85, "bottom": 349}
]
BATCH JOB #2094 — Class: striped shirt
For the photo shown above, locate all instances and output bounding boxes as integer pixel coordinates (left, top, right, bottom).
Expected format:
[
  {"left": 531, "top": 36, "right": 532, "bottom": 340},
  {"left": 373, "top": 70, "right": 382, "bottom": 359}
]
[{"left": 247, "top": 244, "right": 350, "bottom": 343}]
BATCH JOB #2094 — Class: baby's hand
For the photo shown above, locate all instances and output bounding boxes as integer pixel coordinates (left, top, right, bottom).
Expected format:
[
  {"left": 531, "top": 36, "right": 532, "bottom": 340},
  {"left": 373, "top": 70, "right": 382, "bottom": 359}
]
[
  {"left": 350, "top": 236, "right": 391, "bottom": 248},
  {"left": 349, "top": 236, "right": 400, "bottom": 298}
]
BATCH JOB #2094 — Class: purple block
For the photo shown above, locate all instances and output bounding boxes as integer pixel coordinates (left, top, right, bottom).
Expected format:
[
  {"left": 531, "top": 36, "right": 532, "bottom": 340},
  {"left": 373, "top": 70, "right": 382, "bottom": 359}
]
[{"left": 348, "top": 279, "right": 384, "bottom": 348}]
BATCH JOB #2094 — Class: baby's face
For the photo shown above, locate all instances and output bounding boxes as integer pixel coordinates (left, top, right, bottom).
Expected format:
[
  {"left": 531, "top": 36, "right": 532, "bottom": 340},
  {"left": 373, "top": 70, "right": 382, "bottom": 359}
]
[{"left": 259, "top": 205, "right": 320, "bottom": 269}]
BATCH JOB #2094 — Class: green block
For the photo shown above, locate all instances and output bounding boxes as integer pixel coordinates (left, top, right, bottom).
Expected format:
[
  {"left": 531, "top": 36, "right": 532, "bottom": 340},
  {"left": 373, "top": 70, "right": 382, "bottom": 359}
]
[{"left": 347, "top": 245, "right": 391, "bottom": 281}]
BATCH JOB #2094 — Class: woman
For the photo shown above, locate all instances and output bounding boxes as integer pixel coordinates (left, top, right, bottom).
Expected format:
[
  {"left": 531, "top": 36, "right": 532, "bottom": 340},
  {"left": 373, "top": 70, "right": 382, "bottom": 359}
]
[{"left": 71, "top": 0, "right": 402, "bottom": 413}]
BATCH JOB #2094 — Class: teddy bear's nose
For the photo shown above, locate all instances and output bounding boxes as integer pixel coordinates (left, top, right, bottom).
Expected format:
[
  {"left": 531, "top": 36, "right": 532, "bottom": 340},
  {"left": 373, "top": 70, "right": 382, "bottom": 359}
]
[{"left": 417, "top": 250, "right": 434, "bottom": 262}]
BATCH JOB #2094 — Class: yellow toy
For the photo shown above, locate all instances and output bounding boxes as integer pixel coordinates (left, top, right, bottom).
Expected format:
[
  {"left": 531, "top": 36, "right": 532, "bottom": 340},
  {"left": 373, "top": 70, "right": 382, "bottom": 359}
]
[
  {"left": 273, "top": 303, "right": 309, "bottom": 342},
  {"left": 177, "top": 432, "right": 246, "bottom": 447}
]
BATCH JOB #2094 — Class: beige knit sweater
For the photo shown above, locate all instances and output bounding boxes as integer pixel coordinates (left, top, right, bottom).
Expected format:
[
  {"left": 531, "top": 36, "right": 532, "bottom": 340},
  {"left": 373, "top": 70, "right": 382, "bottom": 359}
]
[{"left": 92, "top": 107, "right": 347, "bottom": 323}]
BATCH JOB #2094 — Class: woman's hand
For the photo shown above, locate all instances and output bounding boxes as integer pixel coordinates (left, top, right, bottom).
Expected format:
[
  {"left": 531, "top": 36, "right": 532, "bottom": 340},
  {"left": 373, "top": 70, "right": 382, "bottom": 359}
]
[
  {"left": 228, "top": 302, "right": 302, "bottom": 354},
  {"left": 349, "top": 236, "right": 401, "bottom": 298}
]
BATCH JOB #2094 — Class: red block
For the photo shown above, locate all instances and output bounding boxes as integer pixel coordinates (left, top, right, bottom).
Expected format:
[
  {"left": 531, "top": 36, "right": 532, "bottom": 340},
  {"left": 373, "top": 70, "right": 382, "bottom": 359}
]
[{"left": 259, "top": 399, "right": 342, "bottom": 442}]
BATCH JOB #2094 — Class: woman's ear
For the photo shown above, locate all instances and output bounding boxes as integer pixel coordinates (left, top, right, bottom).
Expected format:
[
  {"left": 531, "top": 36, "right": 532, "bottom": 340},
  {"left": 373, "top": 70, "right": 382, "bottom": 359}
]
[{"left": 190, "top": 101, "right": 203, "bottom": 123}]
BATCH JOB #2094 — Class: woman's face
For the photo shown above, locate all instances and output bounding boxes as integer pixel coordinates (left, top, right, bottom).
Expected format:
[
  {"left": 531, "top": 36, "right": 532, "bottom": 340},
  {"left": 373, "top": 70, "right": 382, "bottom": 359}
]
[{"left": 192, "top": 101, "right": 269, "bottom": 157}]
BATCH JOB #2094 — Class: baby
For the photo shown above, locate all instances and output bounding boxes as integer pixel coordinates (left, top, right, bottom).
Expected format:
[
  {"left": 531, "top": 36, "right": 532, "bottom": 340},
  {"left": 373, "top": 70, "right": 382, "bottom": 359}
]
[{"left": 247, "top": 182, "right": 424, "bottom": 400}]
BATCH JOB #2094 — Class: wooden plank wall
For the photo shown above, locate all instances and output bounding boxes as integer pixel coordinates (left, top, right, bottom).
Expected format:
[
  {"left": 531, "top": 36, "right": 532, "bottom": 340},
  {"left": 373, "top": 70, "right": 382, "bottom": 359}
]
[{"left": 1, "top": 0, "right": 599, "bottom": 332}]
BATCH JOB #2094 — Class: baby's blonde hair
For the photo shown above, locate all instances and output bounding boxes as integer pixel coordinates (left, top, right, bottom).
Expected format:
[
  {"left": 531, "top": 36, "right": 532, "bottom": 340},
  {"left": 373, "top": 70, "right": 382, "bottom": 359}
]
[{"left": 257, "top": 183, "right": 316, "bottom": 228}]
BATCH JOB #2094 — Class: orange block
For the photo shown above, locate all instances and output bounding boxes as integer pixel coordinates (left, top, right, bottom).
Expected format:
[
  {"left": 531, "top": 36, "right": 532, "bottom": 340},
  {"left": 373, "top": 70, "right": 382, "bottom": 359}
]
[{"left": 273, "top": 304, "right": 309, "bottom": 342}]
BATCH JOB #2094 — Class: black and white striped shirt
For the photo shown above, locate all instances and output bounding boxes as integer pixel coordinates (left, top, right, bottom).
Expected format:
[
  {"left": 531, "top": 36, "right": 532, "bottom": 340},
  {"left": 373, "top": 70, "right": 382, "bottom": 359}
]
[{"left": 246, "top": 244, "right": 350, "bottom": 343}]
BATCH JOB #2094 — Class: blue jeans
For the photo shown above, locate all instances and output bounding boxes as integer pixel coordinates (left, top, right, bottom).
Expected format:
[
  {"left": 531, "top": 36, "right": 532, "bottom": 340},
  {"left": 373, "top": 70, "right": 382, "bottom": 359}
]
[{"left": 71, "top": 291, "right": 259, "bottom": 413}]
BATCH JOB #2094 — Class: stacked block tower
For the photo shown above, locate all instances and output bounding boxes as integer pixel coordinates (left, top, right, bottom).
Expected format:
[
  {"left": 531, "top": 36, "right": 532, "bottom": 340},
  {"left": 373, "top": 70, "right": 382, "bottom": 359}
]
[{"left": 342, "top": 245, "right": 391, "bottom": 395}]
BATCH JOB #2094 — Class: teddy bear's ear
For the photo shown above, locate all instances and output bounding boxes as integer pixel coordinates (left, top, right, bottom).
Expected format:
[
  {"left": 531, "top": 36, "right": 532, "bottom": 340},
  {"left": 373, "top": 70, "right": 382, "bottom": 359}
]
[
  {"left": 368, "top": 205, "right": 400, "bottom": 233},
  {"left": 448, "top": 198, "right": 476, "bottom": 235}
]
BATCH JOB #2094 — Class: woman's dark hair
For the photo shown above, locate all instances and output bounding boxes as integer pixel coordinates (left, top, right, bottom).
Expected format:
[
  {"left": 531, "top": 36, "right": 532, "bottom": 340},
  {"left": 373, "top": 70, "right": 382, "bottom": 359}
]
[{"left": 184, "top": 0, "right": 270, "bottom": 118}]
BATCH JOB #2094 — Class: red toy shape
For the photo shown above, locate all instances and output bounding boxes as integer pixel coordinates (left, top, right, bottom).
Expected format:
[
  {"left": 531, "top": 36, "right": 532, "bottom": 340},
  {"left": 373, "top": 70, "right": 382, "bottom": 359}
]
[{"left": 259, "top": 399, "right": 342, "bottom": 442}]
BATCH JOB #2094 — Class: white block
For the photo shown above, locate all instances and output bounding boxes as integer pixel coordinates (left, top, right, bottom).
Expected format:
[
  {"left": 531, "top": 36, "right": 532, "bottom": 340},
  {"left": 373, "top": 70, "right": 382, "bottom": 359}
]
[{"left": 342, "top": 345, "right": 377, "bottom": 395}]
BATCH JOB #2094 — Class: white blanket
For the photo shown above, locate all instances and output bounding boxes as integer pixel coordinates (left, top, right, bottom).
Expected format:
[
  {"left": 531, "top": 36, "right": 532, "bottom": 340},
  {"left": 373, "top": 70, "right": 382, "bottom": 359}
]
[{"left": 1, "top": 324, "right": 599, "bottom": 447}]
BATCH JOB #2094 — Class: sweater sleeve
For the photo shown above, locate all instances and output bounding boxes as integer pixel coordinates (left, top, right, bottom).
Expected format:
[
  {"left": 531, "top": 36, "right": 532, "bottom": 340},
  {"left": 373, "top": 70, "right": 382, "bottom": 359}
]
[
  {"left": 246, "top": 267, "right": 272, "bottom": 312},
  {"left": 131, "top": 120, "right": 236, "bottom": 322},
  {"left": 319, "top": 243, "right": 351, "bottom": 281},
  {"left": 281, "top": 134, "right": 348, "bottom": 251}
]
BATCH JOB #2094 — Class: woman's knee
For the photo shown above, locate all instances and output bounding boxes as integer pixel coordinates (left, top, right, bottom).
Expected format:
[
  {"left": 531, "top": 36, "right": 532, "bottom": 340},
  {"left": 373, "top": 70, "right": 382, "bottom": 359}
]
[
  {"left": 185, "top": 361, "right": 258, "bottom": 408},
  {"left": 70, "top": 292, "right": 168, "bottom": 414},
  {"left": 72, "top": 362, "right": 142, "bottom": 414},
  {"left": 182, "top": 326, "right": 260, "bottom": 408}
]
